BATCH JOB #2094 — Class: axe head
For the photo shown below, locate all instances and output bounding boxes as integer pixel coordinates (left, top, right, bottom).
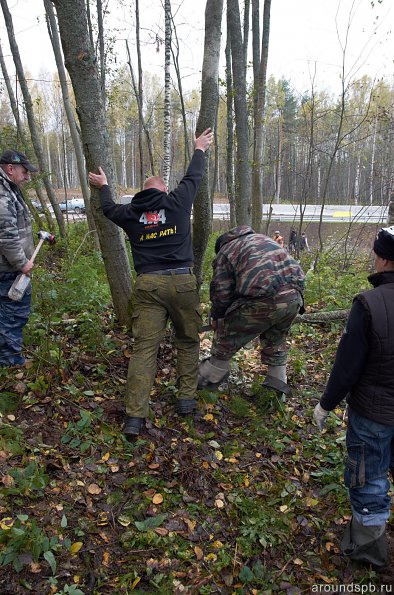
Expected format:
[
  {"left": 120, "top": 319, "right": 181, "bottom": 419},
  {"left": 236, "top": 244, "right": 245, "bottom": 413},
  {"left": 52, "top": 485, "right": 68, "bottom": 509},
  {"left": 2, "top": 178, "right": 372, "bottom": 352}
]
[{"left": 37, "top": 230, "right": 56, "bottom": 244}]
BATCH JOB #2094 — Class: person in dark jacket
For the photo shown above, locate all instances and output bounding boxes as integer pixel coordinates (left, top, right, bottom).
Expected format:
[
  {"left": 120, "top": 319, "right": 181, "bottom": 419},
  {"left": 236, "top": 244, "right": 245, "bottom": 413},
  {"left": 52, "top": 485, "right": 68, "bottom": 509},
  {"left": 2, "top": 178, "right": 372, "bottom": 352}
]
[
  {"left": 198, "top": 226, "right": 305, "bottom": 395},
  {"left": 88, "top": 128, "right": 213, "bottom": 438},
  {"left": 313, "top": 225, "right": 394, "bottom": 568},
  {"left": 0, "top": 150, "right": 37, "bottom": 366}
]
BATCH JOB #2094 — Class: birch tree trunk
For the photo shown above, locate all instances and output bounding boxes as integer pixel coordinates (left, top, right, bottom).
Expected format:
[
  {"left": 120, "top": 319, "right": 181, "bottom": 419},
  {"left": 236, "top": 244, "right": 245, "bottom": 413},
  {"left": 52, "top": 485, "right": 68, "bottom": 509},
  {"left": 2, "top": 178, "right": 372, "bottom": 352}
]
[
  {"left": 228, "top": 0, "right": 251, "bottom": 226},
  {"left": 52, "top": 0, "right": 132, "bottom": 326},
  {"left": 163, "top": 0, "right": 172, "bottom": 187},
  {"left": 0, "top": 0, "right": 66, "bottom": 237},
  {"left": 225, "top": 22, "right": 236, "bottom": 228},
  {"left": 44, "top": 0, "right": 97, "bottom": 239},
  {"left": 192, "top": 0, "right": 224, "bottom": 284}
]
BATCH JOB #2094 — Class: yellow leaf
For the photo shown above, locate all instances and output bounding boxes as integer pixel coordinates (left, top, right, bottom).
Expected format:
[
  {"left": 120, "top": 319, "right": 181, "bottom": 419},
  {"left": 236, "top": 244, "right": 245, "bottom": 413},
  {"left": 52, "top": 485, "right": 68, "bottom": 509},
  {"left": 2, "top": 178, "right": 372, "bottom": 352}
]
[
  {"left": 227, "top": 457, "right": 238, "bottom": 463},
  {"left": 203, "top": 413, "right": 214, "bottom": 421},
  {"left": 279, "top": 505, "right": 288, "bottom": 513},
  {"left": 102, "top": 551, "right": 110, "bottom": 567},
  {"left": 205, "top": 553, "right": 217, "bottom": 562},
  {"left": 73, "top": 575, "right": 80, "bottom": 584},
  {"left": 152, "top": 493, "right": 163, "bottom": 504},
  {"left": 154, "top": 527, "right": 168, "bottom": 536},
  {"left": 29, "top": 562, "right": 42, "bottom": 573},
  {"left": 70, "top": 542, "right": 83, "bottom": 555},
  {"left": 305, "top": 497, "right": 318, "bottom": 507},
  {"left": 214, "top": 499, "right": 224, "bottom": 508},
  {"left": 0, "top": 517, "right": 13, "bottom": 530},
  {"left": 244, "top": 477, "right": 250, "bottom": 487},
  {"left": 293, "top": 558, "right": 303, "bottom": 565},
  {"left": 255, "top": 452, "right": 262, "bottom": 458},
  {"left": 183, "top": 518, "right": 196, "bottom": 532},
  {"left": 102, "top": 452, "right": 110, "bottom": 461},
  {"left": 194, "top": 545, "right": 204, "bottom": 560},
  {"left": 131, "top": 577, "right": 141, "bottom": 590},
  {"left": 118, "top": 515, "right": 131, "bottom": 527},
  {"left": 87, "top": 483, "right": 101, "bottom": 495},
  {"left": 212, "top": 540, "right": 223, "bottom": 549},
  {"left": 215, "top": 451, "right": 223, "bottom": 461},
  {"left": 202, "top": 461, "right": 209, "bottom": 469}
]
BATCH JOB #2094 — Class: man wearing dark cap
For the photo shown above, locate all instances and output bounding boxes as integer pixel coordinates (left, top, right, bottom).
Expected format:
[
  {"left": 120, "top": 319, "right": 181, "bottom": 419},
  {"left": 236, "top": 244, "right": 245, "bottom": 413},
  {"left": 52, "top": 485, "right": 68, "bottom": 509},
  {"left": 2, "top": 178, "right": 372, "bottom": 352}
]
[
  {"left": 313, "top": 226, "right": 394, "bottom": 568},
  {"left": 0, "top": 149, "right": 38, "bottom": 366}
]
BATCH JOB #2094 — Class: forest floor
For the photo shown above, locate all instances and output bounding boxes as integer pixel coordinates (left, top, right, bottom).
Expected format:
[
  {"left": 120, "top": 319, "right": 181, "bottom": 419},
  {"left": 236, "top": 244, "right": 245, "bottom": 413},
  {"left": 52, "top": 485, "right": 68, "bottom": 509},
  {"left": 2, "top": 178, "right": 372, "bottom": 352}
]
[{"left": 1, "top": 309, "right": 393, "bottom": 594}]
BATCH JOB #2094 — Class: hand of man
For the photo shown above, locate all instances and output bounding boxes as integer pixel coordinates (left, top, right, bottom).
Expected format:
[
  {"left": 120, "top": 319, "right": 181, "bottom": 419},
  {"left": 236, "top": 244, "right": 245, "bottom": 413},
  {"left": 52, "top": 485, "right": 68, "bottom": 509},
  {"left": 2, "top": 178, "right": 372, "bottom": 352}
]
[
  {"left": 195, "top": 128, "right": 214, "bottom": 153},
  {"left": 313, "top": 403, "right": 329, "bottom": 430},
  {"left": 88, "top": 166, "right": 108, "bottom": 188},
  {"left": 21, "top": 260, "right": 33, "bottom": 275}
]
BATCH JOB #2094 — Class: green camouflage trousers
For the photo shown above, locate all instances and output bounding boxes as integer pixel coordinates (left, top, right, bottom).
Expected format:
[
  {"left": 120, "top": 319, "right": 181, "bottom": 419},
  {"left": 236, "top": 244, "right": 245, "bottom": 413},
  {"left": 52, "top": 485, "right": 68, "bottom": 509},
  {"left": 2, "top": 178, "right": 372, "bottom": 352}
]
[
  {"left": 125, "top": 272, "right": 202, "bottom": 417},
  {"left": 211, "top": 290, "right": 303, "bottom": 366}
]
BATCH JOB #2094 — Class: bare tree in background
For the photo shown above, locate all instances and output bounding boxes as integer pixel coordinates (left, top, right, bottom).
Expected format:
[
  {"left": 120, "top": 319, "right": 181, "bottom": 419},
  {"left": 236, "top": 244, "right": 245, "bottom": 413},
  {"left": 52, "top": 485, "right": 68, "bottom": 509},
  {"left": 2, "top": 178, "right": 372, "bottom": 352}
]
[
  {"left": 52, "top": 0, "right": 132, "bottom": 326},
  {"left": 192, "top": 0, "right": 224, "bottom": 283},
  {"left": 0, "top": 0, "right": 66, "bottom": 237}
]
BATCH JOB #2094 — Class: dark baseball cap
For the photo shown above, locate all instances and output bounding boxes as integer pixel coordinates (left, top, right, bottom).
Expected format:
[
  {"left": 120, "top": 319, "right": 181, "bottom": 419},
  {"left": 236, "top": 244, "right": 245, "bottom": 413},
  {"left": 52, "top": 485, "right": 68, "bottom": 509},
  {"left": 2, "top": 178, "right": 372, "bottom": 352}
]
[{"left": 0, "top": 149, "right": 38, "bottom": 173}]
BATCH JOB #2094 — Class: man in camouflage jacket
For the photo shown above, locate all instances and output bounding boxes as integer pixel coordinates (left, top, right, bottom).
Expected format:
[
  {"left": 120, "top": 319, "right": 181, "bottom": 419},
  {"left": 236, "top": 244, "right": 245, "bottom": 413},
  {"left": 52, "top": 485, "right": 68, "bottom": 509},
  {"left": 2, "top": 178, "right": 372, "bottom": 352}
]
[
  {"left": 198, "top": 226, "right": 305, "bottom": 394},
  {"left": 0, "top": 150, "right": 37, "bottom": 366}
]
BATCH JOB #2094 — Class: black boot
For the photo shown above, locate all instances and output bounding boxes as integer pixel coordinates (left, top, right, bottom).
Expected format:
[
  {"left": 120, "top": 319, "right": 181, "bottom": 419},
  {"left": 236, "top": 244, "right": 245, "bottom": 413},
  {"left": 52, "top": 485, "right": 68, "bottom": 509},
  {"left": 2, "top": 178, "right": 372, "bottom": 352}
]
[
  {"left": 261, "top": 375, "right": 292, "bottom": 396},
  {"left": 123, "top": 416, "right": 144, "bottom": 439},
  {"left": 340, "top": 517, "right": 388, "bottom": 568},
  {"left": 177, "top": 398, "right": 197, "bottom": 416}
]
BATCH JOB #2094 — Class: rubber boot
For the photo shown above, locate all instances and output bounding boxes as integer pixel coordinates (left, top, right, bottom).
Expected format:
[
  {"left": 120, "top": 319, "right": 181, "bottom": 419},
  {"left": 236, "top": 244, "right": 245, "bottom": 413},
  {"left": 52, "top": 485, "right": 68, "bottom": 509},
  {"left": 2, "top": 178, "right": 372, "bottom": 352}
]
[
  {"left": 340, "top": 517, "right": 387, "bottom": 568},
  {"left": 261, "top": 365, "right": 291, "bottom": 396},
  {"left": 123, "top": 416, "right": 144, "bottom": 440},
  {"left": 197, "top": 357, "right": 230, "bottom": 390},
  {"left": 177, "top": 398, "right": 197, "bottom": 416}
]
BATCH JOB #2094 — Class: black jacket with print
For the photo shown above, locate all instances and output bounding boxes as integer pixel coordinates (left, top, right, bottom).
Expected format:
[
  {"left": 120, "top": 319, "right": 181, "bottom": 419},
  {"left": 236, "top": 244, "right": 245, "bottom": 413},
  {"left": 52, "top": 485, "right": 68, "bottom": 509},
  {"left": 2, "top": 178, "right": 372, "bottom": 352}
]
[{"left": 99, "top": 150, "right": 205, "bottom": 274}]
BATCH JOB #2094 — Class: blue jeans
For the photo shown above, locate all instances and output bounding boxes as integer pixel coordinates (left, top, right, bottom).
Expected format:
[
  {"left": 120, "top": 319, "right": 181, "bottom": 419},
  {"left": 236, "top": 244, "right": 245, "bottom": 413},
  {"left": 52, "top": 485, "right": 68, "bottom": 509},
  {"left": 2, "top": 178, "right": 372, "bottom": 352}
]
[
  {"left": 0, "top": 272, "right": 31, "bottom": 366},
  {"left": 345, "top": 407, "right": 394, "bottom": 526}
]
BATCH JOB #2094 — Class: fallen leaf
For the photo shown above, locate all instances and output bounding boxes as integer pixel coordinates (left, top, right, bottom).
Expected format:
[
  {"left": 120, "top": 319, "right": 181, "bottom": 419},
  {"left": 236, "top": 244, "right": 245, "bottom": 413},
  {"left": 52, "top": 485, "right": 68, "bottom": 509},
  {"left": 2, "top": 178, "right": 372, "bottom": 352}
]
[
  {"left": 203, "top": 413, "right": 214, "bottom": 421},
  {"left": 2, "top": 475, "right": 14, "bottom": 487},
  {"left": 0, "top": 517, "right": 13, "bottom": 530},
  {"left": 279, "top": 505, "right": 288, "bottom": 513},
  {"left": 214, "top": 499, "right": 224, "bottom": 509},
  {"left": 118, "top": 515, "right": 131, "bottom": 527},
  {"left": 143, "top": 488, "right": 156, "bottom": 498},
  {"left": 102, "top": 551, "right": 110, "bottom": 567},
  {"left": 152, "top": 493, "right": 163, "bottom": 505},
  {"left": 87, "top": 483, "right": 101, "bottom": 495},
  {"left": 70, "top": 542, "right": 83, "bottom": 555},
  {"left": 194, "top": 546, "right": 203, "bottom": 560},
  {"left": 215, "top": 451, "right": 223, "bottom": 461},
  {"left": 154, "top": 527, "right": 169, "bottom": 536},
  {"left": 101, "top": 452, "right": 110, "bottom": 461},
  {"left": 6, "top": 414, "right": 16, "bottom": 421},
  {"left": 29, "top": 562, "right": 42, "bottom": 573},
  {"left": 109, "top": 465, "right": 119, "bottom": 473},
  {"left": 293, "top": 558, "right": 303, "bottom": 565},
  {"left": 148, "top": 463, "right": 160, "bottom": 469},
  {"left": 207, "top": 440, "right": 220, "bottom": 449}
]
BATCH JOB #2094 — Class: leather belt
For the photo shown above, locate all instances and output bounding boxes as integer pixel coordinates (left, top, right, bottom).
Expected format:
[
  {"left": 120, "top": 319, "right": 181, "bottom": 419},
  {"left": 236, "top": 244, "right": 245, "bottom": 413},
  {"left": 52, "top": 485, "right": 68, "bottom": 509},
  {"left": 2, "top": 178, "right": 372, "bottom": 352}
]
[{"left": 140, "top": 267, "right": 193, "bottom": 276}]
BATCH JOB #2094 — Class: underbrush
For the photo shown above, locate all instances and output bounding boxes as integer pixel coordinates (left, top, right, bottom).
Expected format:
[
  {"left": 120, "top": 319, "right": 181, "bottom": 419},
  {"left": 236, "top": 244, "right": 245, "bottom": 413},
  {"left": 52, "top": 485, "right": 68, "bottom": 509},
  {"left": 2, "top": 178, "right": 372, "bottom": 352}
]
[{"left": 1, "top": 226, "right": 389, "bottom": 593}]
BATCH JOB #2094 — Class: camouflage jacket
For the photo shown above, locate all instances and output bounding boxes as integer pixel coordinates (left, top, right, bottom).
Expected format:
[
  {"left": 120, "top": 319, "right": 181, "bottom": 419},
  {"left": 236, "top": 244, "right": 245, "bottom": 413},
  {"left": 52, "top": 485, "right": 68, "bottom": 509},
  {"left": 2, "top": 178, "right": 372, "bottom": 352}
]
[
  {"left": 0, "top": 167, "right": 34, "bottom": 273},
  {"left": 210, "top": 226, "right": 305, "bottom": 319}
]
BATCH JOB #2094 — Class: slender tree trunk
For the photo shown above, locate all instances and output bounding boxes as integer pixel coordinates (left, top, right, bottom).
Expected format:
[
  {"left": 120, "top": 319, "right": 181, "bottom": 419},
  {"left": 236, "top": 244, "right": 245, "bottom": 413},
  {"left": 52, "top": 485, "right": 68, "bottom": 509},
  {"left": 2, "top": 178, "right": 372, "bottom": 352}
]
[
  {"left": 0, "top": 39, "right": 55, "bottom": 231},
  {"left": 227, "top": 0, "right": 251, "bottom": 226},
  {"left": 125, "top": 40, "right": 155, "bottom": 178},
  {"left": 251, "top": 0, "right": 271, "bottom": 232},
  {"left": 170, "top": 16, "right": 191, "bottom": 171},
  {"left": 163, "top": 0, "right": 172, "bottom": 187},
  {"left": 96, "top": 0, "right": 106, "bottom": 101},
  {"left": 52, "top": 0, "right": 132, "bottom": 326},
  {"left": 192, "top": 0, "right": 224, "bottom": 284},
  {"left": 1, "top": 0, "right": 66, "bottom": 237},
  {"left": 44, "top": 0, "right": 97, "bottom": 240},
  {"left": 225, "top": 23, "right": 236, "bottom": 228}
]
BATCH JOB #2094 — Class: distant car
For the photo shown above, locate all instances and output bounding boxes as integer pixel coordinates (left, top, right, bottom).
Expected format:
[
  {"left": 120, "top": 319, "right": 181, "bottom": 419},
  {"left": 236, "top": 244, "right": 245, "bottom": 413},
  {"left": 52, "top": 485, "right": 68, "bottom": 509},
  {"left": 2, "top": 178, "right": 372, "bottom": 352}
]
[
  {"left": 31, "top": 200, "right": 44, "bottom": 213},
  {"left": 118, "top": 194, "right": 134, "bottom": 205},
  {"left": 58, "top": 197, "right": 85, "bottom": 214}
]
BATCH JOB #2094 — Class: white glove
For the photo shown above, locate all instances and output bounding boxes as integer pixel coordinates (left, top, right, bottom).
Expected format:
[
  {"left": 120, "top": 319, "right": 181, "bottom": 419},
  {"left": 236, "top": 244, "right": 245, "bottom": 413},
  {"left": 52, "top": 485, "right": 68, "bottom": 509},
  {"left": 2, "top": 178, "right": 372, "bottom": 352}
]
[{"left": 313, "top": 403, "right": 329, "bottom": 430}]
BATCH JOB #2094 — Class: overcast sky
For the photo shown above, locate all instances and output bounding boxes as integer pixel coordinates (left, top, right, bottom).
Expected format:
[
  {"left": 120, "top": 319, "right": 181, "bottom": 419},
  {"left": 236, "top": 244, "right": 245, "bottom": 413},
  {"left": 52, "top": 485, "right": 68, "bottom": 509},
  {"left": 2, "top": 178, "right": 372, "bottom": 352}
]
[{"left": 0, "top": 0, "right": 393, "bottom": 97}]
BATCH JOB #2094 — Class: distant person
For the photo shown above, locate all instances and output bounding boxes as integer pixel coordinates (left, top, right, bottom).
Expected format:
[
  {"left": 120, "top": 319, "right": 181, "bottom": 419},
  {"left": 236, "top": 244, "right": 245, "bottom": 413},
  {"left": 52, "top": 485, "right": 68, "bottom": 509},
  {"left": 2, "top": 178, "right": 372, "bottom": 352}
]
[
  {"left": 272, "top": 230, "right": 284, "bottom": 248},
  {"left": 288, "top": 229, "right": 297, "bottom": 253},
  {"left": 0, "top": 150, "right": 38, "bottom": 366},
  {"left": 313, "top": 226, "right": 394, "bottom": 568},
  {"left": 198, "top": 226, "right": 305, "bottom": 396},
  {"left": 88, "top": 128, "right": 213, "bottom": 439},
  {"left": 300, "top": 231, "right": 310, "bottom": 252}
]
